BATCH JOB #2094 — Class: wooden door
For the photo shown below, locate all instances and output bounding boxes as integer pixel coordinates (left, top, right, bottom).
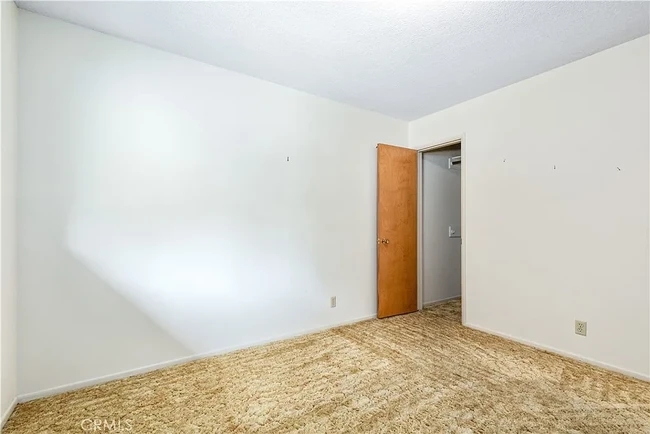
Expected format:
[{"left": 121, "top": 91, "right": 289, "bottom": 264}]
[{"left": 377, "top": 143, "right": 418, "bottom": 318}]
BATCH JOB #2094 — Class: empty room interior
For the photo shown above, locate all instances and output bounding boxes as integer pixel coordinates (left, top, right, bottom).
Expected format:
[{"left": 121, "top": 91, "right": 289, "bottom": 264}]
[{"left": 1, "top": 1, "right": 649, "bottom": 432}]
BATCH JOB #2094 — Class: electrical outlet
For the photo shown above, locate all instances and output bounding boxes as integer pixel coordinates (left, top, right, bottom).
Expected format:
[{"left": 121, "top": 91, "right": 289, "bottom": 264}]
[
  {"left": 330, "top": 296, "right": 337, "bottom": 308},
  {"left": 575, "top": 320, "right": 587, "bottom": 337}
]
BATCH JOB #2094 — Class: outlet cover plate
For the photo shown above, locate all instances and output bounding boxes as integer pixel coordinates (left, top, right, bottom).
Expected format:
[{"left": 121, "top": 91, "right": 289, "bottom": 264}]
[{"left": 575, "top": 320, "right": 587, "bottom": 336}]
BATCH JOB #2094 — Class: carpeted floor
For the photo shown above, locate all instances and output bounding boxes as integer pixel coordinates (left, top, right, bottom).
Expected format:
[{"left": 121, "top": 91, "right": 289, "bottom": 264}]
[{"left": 5, "top": 300, "right": 650, "bottom": 433}]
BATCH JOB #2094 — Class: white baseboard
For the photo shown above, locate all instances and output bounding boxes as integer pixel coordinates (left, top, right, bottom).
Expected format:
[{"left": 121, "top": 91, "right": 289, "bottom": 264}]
[
  {"left": 423, "top": 295, "right": 461, "bottom": 308},
  {"left": 465, "top": 323, "right": 650, "bottom": 382},
  {"left": 1, "top": 397, "right": 18, "bottom": 428},
  {"left": 18, "top": 313, "right": 377, "bottom": 403}
]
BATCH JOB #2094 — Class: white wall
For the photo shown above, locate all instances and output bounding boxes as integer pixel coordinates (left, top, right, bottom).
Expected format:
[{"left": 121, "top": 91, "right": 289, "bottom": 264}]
[
  {"left": 17, "top": 11, "right": 407, "bottom": 397},
  {"left": 411, "top": 35, "right": 650, "bottom": 379},
  {"left": 422, "top": 148, "right": 461, "bottom": 305},
  {"left": 1, "top": 0, "right": 18, "bottom": 424}
]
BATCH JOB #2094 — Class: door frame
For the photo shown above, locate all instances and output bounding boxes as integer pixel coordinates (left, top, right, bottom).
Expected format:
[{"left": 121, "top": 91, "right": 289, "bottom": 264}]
[{"left": 416, "top": 135, "right": 466, "bottom": 325}]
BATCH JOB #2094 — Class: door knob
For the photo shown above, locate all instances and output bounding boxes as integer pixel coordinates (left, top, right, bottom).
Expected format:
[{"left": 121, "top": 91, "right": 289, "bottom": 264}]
[{"left": 382, "top": 239, "right": 390, "bottom": 244}]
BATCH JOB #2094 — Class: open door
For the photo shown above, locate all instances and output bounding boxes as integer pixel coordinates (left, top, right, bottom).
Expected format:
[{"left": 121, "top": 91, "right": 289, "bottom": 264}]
[{"left": 377, "top": 143, "right": 418, "bottom": 318}]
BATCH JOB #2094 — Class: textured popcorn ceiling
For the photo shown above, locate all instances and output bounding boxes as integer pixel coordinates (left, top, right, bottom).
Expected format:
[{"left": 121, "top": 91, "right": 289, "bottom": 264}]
[{"left": 17, "top": 1, "right": 650, "bottom": 120}]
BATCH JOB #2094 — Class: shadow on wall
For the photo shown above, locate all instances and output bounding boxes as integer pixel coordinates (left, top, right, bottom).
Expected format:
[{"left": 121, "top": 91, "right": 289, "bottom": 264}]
[
  {"left": 19, "top": 37, "right": 385, "bottom": 394},
  {"left": 63, "top": 212, "right": 333, "bottom": 354},
  {"left": 18, "top": 246, "right": 192, "bottom": 395},
  {"left": 57, "top": 57, "right": 377, "bottom": 351},
  {"left": 58, "top": 90, "right": 353, "bottom": 354}
]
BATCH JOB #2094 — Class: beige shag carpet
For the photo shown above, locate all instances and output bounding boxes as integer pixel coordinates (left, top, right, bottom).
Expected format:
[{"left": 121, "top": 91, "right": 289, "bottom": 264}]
[{"left": 5, "top": 300, "right": 650, "bottom": 433}]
